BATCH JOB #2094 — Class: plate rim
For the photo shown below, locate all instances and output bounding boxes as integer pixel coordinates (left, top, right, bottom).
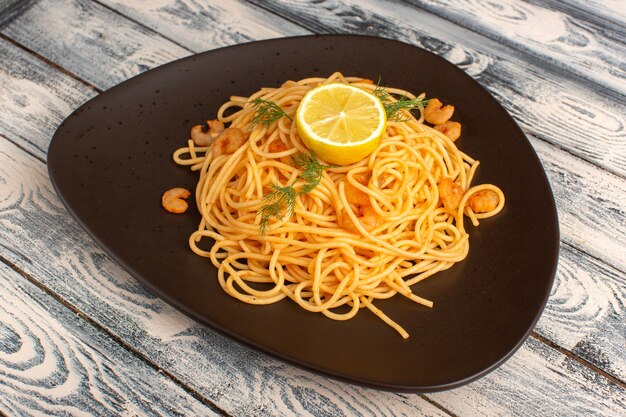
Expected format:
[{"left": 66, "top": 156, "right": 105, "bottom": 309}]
[{"left": 47, "top": 34, "right": 561, "bottom": 392}]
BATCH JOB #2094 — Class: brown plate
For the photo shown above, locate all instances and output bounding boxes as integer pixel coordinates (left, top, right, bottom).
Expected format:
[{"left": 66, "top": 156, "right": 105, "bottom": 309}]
[{"left": 48, "top": 35, "right": 559, "bottom": 391}]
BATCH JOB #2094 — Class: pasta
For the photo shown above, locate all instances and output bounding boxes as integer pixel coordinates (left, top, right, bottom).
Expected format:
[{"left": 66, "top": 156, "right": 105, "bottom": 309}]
[{"left": 172, "top": 72, "right": 504, "bottom": 338}]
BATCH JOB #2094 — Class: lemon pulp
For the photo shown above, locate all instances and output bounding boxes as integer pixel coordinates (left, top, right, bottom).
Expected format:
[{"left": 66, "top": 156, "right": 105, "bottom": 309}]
[{"left": 296, "top": 83, "right": 386, "bottom": 165}]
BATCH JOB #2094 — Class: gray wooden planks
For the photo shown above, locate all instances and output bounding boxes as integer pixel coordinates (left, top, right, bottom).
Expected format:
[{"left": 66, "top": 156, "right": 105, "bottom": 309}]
[
  {"left": 537, "top": 243, "right": 626, "bottom": 382},
  {"left": 529, "top": 137, "right": 626, "bottom": 273},
  {"left": 0, "top": 54, "right": 624, "bottom": 412},
  {"left": 0, "top": 37, "right": 96, "bottom": 161},
  {"left": 0, "top": 34, "right": 448, "bottom": 416},
  {"left": 531, "top": 0, "right": 626, "bottom": 34},
  {"left": 3, "top": 0, "right": 626, "bottom": 271},
  {"left": 0, "top": 0, "right": 623, "bottom": 412},
  {"left": 429, "top": 336, "right": 626, "bottom": 416},
  {"left": 403, "top": 0, "right": 626, "bottom": 96},
  {"left": 0, "top": 0, "right": 34, "bottom": 26},
  {"left": 5, "top": 0, "right": 626, "bottom": 176},
  {"left": 0, "top": 261, "right": 219, "bottom": 416},
  {"left": 1, "top": 0, "right": 191, "bottom": 90},
  {"left": 97, "top": 0, "right": 310, "bottom": 52},
  {"left": 1, "top": 0, "right": 624, "bottom": 372},
  {"left": 0, "top": 136, "right": 449, "bottom": 417},
  {"left": 248, "top": 0, "right": 626, "bottom": 178}
]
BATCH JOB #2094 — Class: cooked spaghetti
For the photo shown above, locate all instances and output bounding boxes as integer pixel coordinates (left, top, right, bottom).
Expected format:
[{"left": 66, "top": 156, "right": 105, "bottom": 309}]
[{"left": 172, "top": 72, "right": 504, "bottom": 338}]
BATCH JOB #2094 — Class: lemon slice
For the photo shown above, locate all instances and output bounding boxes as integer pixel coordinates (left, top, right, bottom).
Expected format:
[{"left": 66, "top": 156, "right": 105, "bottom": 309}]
[{"left": 296, "top": 83, "right": 386, "bottom": 165}]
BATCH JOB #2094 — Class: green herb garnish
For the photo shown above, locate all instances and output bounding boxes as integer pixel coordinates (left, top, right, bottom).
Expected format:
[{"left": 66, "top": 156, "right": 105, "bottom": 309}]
[
  {"left": 372, "top": 81, "right": 429, "bottom": 122},
  {"left": 258, "top": 152, "right": 334, "bottom": 235},
  {"left": 258, "top": 183, "right": 297, "bottom": 236},
  {"left": 251, "top": 98, "right": 292, "bottom": 126}
]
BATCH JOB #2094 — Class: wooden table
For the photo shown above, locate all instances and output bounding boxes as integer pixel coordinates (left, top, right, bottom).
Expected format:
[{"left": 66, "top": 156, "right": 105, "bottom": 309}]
[{"left": 1, "top": 1, "right": 625, "bottom": 415}]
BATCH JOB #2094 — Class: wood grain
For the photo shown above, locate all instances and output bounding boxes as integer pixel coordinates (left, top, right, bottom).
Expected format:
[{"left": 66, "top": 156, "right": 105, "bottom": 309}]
[
  {"left": 1, "top": 139, "right": 625, "bottom": 416},
  {"left": 0, "top": 107, "right": 625, "bottom": 414},
  {"left": 0, "top": 136, "right": 450, "bottom": 417},
  {"left": 1, "top": 0, "right": 190, "bottom": 90},
  {"left": 0, "top": 37, "right": 96, "bottom": 161},
  {"left": 532, "top": 0, "right": 626, "bottom": 34},
  {"left": 530, "top": 137, "right": 626, "bottom": 272},
  {"left": 0, "top": 0, "right": 625, "bottom": 371},
  {"left": 97, "top": 0, "right": 310, "bottom": 53},
  {"left": 0, "top": 0, "right": 34, "bottom": 26},
  {"left": 1, "top": 24, "right": 624, "bottom": 330},
  {"left": 47, "top": 0, "right": 625, "bottom": 271},
  {"left": 4, "top": 0, "right": 626, "bottom": 177},
  {"left": 0, "top": 1, "right": 625, "bottom": 415},
  {"left": 403, "top": 0, "right": 626, "bottom": 96},
  {"left": 429, "top": 336, "right": 626, "bottom": 417},
  {"left": 0, "top": 262, "right": 219, "bottom": 416},
  {"left": 537, "top": 243, "right": 626, "bottom": 384},
  {"left": 248, "top": 0, "right": 626, "bottom": 178}
]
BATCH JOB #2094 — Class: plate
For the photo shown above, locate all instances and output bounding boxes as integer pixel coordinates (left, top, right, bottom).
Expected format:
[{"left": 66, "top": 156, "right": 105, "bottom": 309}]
[{"left": 48, "top": 35, "right": 559, "bottom": 391}]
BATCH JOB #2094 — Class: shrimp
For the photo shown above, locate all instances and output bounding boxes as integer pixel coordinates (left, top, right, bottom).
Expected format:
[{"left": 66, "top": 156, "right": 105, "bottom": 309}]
[
  {"left": 468, "top": 190, "right": 499, "bottom": 213},
  {"left": 344, "top": 174, "right": 371, "bottom": 206},
  {"left": 190, "top": 119, "right": 225, "bottom": 146},
  {"left": 213, "top": 128, "right": 246, "bottom": 157},
  {"left": 438, "top": 177, "right": 463, "bottom": 211},
  {"left": 268, "top": 140, "right": 292, "bottom": 165},
  {"left": 344, "top": 204, "right": 382, "bottom": 234},
  {"left": 268, "top": 141, "right": 290, "bottom": 153},
  {"left": 434, "top": 121, "right": 461, "bottom": 142},
  {"left": 424, "top": 98, "right": 454, "bottom": 125},
  {"left": 162, "top": 187, "right": 191, "bottom": 214}
]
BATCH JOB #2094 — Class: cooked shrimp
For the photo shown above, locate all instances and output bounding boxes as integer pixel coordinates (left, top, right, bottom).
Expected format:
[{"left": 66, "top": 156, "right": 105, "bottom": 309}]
[
  {"left": 213, "top": 128, "right": 246, "bottom": 157},
  {"left": 438, "top": 177, "right": 463, "bottom": 211},
  {"left": 468, "top": 190, "right": 499, "bottom": 213},
  {"left": 190, "top": 119, "right": 225, "bottom": 146},
  {"left": 268, "top": 140, "right": 292, "bottom": 165},
  {"left": 434, "top": 121, "right": 461, "bottom": 142},
  {"left": 268, "top": 141, "right": 290, "bottom": 153},
  {"left": 424, "top": 98, "right": 454, "bottom": 125},
  {"left": 162, "top": 187, "right": 191, "bottom": 214},
  {"left": 344, "top": 204, "right": 381, "bottom": 233},
  {"left": 344, "top": 175, "right": 371, "bottom": 206}
]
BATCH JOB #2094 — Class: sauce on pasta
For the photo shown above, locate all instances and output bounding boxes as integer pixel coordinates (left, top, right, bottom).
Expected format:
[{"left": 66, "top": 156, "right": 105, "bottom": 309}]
[{"left": 171, "top": 72, "right": 505, "bottom": 338}]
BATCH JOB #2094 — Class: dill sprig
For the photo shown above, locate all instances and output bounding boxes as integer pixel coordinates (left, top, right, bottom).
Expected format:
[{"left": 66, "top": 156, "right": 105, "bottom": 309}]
[
  {"left": 258, "top": 152, "right": 334, "bottom": 235},
  {"left": 258, "top": 183, "right": 297, "bottom": 236},
  {"left": 251, "top": 98, "right": 292, "bottom": 126},
  {"left": 372, "top": 82, "right": 429, "bottom": 122},
  {"left": 291, "top": 152, "right": 328, "bottom": 195}
]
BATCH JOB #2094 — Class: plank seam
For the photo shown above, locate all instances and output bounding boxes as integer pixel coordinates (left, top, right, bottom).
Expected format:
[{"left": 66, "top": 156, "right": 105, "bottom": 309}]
[
  {"left": 397, "top": 0, "right": 626, "bottom": 104},
  {"left": 562, "top": 239, "right": 626, "bottom": 278},
  {"left": 1, "top": 4, "right": 624, "bottom": 396},
  {"left": 418, "top": 394, "right": 459, "bottom": 417},
  {"left": 249, "top": 1, "right": 626, "bottom": 179},
  {"left": 0, "top": 253, "right": 232, "bottom": 417},
  {"left": 0, "top": 32, "right": 101, "bottom": 93},
  {"left": 529, "top": 131, "right": 626, "bottom": 182},
  {"left": 530, "top": 332, "right": 626, "bottom": 389},
  {"left": 2, "top": 243, "right": 623, "bottom": 412},
  {"left": 0, "top": 132, "right": 45, "bottom": 164},
  {"left": 243, "top": 0, "right": 317, "bottom": 36},
  {"left": 90, "top": 0, "right": 195, "bottom": 54},
  {"left": 4, "top": 5, "right": 624, "bottom": 183}
]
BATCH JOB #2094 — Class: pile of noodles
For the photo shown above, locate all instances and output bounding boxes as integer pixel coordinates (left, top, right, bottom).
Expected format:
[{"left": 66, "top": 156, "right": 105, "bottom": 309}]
[{"left": 173, "top": 73, "right": 504, "bottom": 338}]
